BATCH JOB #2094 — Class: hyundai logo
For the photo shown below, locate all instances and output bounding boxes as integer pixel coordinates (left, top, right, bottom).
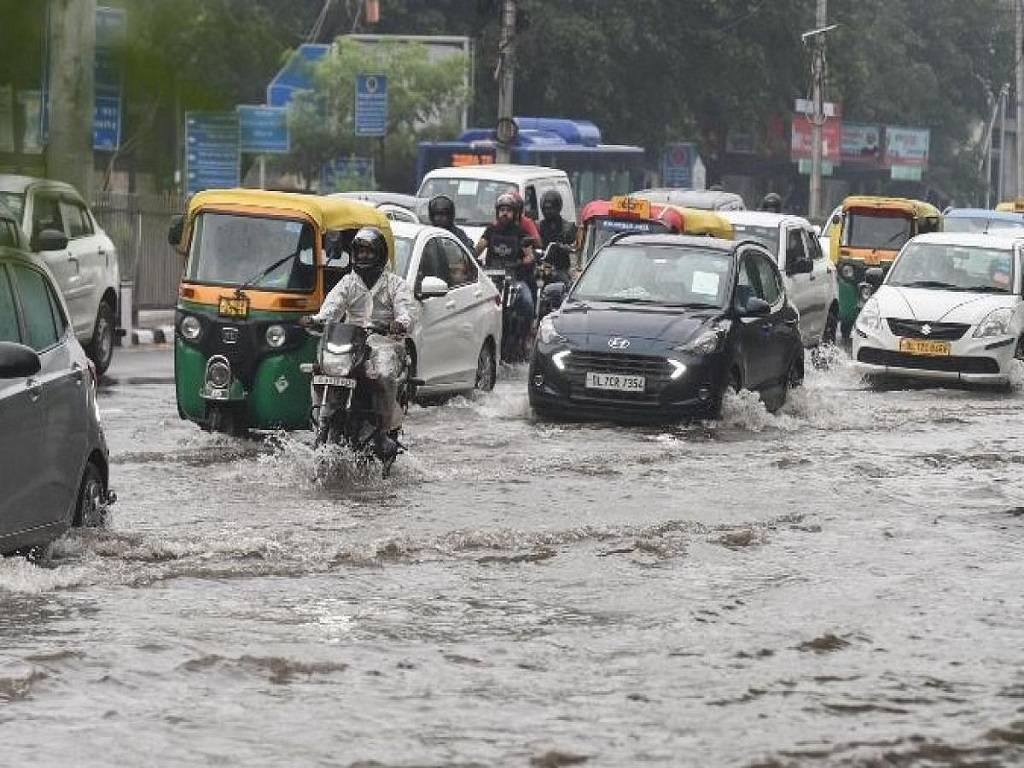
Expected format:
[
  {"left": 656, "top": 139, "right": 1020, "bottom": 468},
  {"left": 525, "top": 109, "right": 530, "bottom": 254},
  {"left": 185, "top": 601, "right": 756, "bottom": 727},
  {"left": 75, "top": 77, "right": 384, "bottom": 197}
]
[
  {"left": 607, "top": 337, "right": 631, "bottom": 350},
  {"left": 921, "top": 324, "right": 932, "bottom": 336},
  {"left": 221, "top": 327, "right": 240, "bottom": 344}
]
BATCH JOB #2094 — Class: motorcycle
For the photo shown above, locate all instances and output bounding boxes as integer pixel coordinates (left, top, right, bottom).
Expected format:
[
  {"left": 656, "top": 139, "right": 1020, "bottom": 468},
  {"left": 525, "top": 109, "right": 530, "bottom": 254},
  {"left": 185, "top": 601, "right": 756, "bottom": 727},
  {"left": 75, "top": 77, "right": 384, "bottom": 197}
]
[
  {"left": 483, "top": 234, "right": 537, "bottom": 363},
  {"left": 535, "top": 242, "right": 574, "bottom": 321},
  {"left": 300, "top": 320, "right": 414, "bottom": 477}
]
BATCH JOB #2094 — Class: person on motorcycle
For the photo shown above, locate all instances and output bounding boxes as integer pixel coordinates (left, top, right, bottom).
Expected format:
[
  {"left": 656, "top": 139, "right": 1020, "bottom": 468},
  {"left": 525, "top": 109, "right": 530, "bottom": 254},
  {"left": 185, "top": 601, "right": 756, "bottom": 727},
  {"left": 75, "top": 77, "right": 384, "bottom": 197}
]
[
  {"left": 427, "top": 194, "right": 474, "bottom": 252},
  {"left": 510, "top": 190, "right": 542, "bottom": 247},
  {"left": 475, "top": 192, "right": 536, "bottom": 320},
  {"left": 302, "top": 227, "right": 415, "bottom": 454},
  {"left": 760, "top": 192, "right": 783, "bottom": 213},
  {"left": 538, "top": 190, "right": 577, "bottom": 250}
]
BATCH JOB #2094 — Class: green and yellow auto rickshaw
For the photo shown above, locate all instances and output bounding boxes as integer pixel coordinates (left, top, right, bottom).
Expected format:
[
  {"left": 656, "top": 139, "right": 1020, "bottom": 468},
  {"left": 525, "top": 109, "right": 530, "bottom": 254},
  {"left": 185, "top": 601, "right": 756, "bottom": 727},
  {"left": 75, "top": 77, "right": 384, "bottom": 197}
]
[
  {"left": 168, "top": 190, "right": 395, "bottom": 434},
  {"left": 830, "top": 196, "right": 941, "bottom": 336}
]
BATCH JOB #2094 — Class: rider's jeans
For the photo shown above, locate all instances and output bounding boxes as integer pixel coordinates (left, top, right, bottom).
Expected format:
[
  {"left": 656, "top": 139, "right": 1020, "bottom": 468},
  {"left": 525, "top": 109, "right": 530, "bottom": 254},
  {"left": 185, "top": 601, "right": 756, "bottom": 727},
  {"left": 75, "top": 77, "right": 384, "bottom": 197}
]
[
  {"left": 513, "top": 280, "right": 534, "bottom": 320},
  {"left": 364, "top": 335, "right": 405, "bottom": 432}
]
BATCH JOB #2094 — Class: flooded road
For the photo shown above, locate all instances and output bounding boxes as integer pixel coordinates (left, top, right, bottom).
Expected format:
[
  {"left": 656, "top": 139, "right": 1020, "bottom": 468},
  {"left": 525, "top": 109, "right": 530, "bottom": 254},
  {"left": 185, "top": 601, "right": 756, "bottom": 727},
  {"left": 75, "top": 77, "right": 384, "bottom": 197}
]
[{"left": 3, "top": 349, "right": 1024, "bottom": 766}]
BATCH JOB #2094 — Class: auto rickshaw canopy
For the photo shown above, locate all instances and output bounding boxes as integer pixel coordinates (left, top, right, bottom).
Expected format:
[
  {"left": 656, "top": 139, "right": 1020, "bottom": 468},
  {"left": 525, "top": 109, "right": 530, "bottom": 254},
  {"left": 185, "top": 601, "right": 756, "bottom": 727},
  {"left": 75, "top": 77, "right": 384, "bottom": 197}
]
[
  {"left": 840, "top": 195, "right": 941, "bottom": 222},
  {"left": 579, "top": 197, "right": 734, "bottom": 239},
  {"left": 186, "top": 189, "right": 396, "bottom": 267},
  {"left": 996, "top": 199, "right": 1024, "bottom": 214}
]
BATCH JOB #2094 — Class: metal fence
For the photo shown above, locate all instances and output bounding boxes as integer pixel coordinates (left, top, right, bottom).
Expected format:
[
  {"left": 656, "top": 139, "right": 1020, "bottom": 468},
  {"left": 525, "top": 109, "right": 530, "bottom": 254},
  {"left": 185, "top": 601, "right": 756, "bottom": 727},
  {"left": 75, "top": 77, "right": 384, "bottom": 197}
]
[{"left": 91, "top": 191, "right": 185, "bottom": 309}]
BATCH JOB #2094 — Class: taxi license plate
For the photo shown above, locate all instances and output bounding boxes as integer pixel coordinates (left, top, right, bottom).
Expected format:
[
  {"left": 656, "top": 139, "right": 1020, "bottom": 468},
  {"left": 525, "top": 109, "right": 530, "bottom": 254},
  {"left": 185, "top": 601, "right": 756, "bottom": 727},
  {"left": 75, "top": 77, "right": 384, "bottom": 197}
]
[
  {"left": 585, "top": 372, "right": 645, "bottom": 392},
  {"left": 899, "top": 339, "right": 950, "bottom": 356},
  {"left": 205, "top": 388, "right": 229, "bottom": 400},
  {"left": 218, "top": 296, "right": 250, "bottom": 319},
  {"left": 313, "top": 374, "right": 356, "bottom": 388}
]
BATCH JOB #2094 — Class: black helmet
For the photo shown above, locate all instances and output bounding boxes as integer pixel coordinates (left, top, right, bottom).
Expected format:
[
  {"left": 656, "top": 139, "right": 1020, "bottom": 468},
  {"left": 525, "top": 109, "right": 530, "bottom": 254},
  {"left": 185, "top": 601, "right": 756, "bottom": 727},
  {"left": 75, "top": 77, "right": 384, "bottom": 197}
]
[
  {"left": 495, "top": 192, "right": 517, "bottom": 214},
  {"left": 761, "top": 192, "right": 782, "bottom": 212},
  {"left": 428, "top": 194, "right": 455, "bottom": 225},
  {"left": 540, "top": 190, "right": 563, "bottom": 216},
  {"left": 351, "top": 226, "right": 388, "bottom": 272}
]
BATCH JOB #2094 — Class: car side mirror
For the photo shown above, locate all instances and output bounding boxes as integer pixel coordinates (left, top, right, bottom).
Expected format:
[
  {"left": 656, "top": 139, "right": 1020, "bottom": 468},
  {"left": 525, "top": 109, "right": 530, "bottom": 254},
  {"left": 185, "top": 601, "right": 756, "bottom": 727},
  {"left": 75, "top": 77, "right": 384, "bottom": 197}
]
[
  {"left": 0, "top": 342, "right": 42, "bottom": 379},
  {"left": 418, "top": 275, "right": 449, "bottom": 299},
  {"left": 865, "top": 267, "right": 884, "bottom": 287},
  {"left": 540, "top": 282, "right": 566, "bottom": 311},
  {"left": 34, "top": 228, "right": 68, "bottom": 252},
  {"left": 168, "top": 215, "right": 184, "bottom": 246},
  {"left": 741, "top": 296, "right": 771, "bottom": 317}
]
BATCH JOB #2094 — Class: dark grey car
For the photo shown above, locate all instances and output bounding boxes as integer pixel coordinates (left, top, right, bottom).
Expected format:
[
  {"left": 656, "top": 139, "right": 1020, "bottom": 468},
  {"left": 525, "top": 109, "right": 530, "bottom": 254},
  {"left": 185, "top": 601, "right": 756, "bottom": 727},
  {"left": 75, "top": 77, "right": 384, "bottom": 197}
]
[{"left": 0, "top": 204, "right": 113, "bottom": 554}]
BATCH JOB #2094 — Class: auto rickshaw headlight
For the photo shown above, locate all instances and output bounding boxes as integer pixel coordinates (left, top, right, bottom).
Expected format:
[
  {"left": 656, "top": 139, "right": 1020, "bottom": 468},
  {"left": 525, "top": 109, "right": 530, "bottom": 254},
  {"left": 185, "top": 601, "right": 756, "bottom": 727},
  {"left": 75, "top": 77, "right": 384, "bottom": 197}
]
[
  {"left": 181, "top": 315, "right": 202, "bottom": 340},
  {"left": 840, "top": 264, "right": 856, "bottom": 281},
  {"left": 265, "top": 324, "right": 287, "bottom": 348}
]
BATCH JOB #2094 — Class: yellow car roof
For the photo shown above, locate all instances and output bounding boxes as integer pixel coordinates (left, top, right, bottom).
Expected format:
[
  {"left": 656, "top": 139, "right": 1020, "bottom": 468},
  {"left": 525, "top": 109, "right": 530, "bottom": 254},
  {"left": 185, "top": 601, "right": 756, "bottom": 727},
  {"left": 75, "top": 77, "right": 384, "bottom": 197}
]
[{"left": 841, "top": 195, "right": 941, "bottom": 218}]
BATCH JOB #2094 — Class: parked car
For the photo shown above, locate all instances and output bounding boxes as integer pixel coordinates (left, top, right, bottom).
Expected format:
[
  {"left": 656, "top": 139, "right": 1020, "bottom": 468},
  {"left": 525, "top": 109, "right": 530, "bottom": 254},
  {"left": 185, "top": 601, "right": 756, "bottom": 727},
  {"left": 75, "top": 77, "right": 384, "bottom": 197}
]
[
  {"left": 330, "top": 191, "right": 427, "bottom": 224},
  {"left": 417, "top": 165, "right": 577, "bottom": 244},
  {"left": 853, "top": 231, "right": 1024, "bottom": 385},
  {"left": 390, "top": 221, "right": 503, "bottom": 396},
  {"left": 721, "top": 210, "right": 840, "bottom": 345},
  {"left": 0, "top": 203, "right": 113, "bottom": 554},
  {"left": 0, "top": 175, "right": 120, "bottom": 374},
  {"left": 632, "top": 189, "right": 746, "bottom": 211},
  {"left": 529, "top": 233, "right": 804, "bottom": 422}
]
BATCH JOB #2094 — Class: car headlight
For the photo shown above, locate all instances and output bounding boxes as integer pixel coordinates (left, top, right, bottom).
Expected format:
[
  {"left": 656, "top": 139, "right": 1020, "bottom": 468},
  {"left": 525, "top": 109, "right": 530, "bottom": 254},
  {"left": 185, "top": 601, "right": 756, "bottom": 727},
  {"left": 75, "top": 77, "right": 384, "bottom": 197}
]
[
  {"left": 678, "top": 322, "right": 730, "bottom": 355},
  {"left": 840, "top": 264, "right": 856, "bottom": 281},
  {"left": 551, "top": 350, "right": 571, "bottom": 371},
  {"left": 857, "top": 297, "right": 881, "bottom": 330},
  {"left": 180, "top": 315, "right": 201, "bottom": 340},
  {"left": 974, "top": 307, "right": 1013, "bottom": 338},
  {"left": 265, "top": 324, "right": 287, "bottom": 348},
  {"left": 538, "top": 316, "right": 565, "bottom": 345}
]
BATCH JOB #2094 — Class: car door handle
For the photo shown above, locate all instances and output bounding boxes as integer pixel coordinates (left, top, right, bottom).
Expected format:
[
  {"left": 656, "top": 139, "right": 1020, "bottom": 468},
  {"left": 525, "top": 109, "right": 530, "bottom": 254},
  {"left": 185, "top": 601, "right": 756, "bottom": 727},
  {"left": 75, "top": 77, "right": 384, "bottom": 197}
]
[
  {"left": 26, "top": 378, "right": 42, "bottom": 402},
  {"left": 72, "top": 362, "right": 84, "bottom": 385},
  {"left": 809, "top": 274, "right": 816, "bottom": 281},
  {"left": 474, "top": 290, "right": 483, "bottom": 299},
  {"left": 445, "top": 300, "right": 456, "bottom": 310}
]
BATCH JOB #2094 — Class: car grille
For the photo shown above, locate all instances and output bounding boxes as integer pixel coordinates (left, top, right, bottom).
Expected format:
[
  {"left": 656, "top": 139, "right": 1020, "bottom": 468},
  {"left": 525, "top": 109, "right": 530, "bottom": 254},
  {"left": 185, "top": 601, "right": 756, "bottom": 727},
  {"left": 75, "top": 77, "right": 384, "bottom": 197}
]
[
  {"left": 564, "top": 351, "right": 671, "bottom": 405},
  {"left": 886, "top": 319, "right": 970, "bottom": 341},
  {"left": 857, "top": 347, "right": 999, "bottom": 374}
]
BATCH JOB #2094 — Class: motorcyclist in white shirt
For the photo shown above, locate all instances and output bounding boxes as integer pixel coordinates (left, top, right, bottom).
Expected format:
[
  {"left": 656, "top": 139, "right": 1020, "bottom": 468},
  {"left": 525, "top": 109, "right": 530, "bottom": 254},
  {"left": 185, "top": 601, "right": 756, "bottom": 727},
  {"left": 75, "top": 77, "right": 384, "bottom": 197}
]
[{"left": 300, "top": 227, "right": 416, "bottom": 449}]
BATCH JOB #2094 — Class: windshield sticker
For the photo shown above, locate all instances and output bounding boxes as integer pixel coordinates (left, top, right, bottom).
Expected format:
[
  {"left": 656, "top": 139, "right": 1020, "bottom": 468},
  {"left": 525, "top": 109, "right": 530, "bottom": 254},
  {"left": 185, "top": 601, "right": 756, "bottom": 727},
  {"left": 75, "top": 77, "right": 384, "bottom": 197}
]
[
  {"left": 692, "top": 271, "right": 721, "bottom": 296},
  {"left": 457, "top": 180, "right": 479, "bottom": 195}
]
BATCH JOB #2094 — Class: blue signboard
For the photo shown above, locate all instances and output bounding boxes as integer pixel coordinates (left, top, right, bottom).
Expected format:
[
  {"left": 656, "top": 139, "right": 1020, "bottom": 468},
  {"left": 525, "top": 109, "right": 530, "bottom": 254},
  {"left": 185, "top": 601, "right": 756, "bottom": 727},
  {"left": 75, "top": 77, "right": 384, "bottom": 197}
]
[
  {"left": 238, "top": 106, "right": 289, "bottom": 154},
  {"left": 355, "top": 74, "right": 388, "bottom": 137},
  {"left": 185, "top": 112, "right": 240, "bottom": 195},
  {"left": 321, "top": 156, "right": 375, "bottom": 192},
  {"left": 662, "top": 142, "right": 696, "bottom": 188},
  {"left": 267, "top": 44, "right": 330, "bottom": 108},
  {"left": 93, "top": 6, "right": 125, "bottom": 151}
]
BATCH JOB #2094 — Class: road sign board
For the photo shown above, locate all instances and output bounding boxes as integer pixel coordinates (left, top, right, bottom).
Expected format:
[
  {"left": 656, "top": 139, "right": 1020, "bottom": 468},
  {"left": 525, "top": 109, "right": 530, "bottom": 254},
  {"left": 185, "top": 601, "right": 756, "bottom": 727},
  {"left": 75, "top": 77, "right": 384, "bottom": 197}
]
[
  {"left": 185, "top": 112, "right": 240, "bottom": 195},
  {"left": 321, "top": 156, "right": 375, "bottom": 192},
  {"left": 267, "top": 44, "right": 330, "bottom": 108},
  {"left": 93, "top": 6, "right": 126, "bottom": 151},
  {"left": 355, "top": 74, "right": 388, "bottom": 137},
  {"left": 662, "top": 142, "right": 699, "bottom": 188},
  {"left": 238, "top": 106, "right": 289, "bottom": 154}
]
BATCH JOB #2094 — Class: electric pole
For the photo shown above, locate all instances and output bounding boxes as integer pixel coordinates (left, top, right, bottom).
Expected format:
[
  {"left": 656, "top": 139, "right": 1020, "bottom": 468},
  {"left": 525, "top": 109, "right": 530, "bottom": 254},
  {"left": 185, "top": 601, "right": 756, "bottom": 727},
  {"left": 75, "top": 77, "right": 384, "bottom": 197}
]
[
  {"left": 46, "top": 0, "right": 96, "bottom": 197},
  {"left": 808, "top": 0, "right": 828, "bottom": 221},
  {"left": 1016, "top": 0, "right": 1023, "bottom": 198},
  {"left": 495, "top": 0, "right": 516, "bottom": 164}
]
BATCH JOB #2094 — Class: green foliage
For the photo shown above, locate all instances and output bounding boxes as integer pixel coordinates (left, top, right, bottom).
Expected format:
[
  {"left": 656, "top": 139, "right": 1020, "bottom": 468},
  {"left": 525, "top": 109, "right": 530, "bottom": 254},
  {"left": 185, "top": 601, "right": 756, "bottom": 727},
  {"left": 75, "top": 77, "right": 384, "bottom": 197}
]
[{"left": 285, "top": 39, "right": 469, "bottom": 190}]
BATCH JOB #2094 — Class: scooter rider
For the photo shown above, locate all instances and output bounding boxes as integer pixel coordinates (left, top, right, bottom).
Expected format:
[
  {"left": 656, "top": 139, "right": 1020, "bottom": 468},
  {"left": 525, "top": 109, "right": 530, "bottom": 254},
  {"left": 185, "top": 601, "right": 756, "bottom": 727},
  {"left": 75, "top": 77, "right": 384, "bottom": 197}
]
[
  {"left": 475, "top": 192, "right": 536, "bottom": 320},
  {"left": 427, "top": 194, "right": 475, "bottom": 252},
  {"left": 301, "top": 227, "right": 415, "bottom": 450}
]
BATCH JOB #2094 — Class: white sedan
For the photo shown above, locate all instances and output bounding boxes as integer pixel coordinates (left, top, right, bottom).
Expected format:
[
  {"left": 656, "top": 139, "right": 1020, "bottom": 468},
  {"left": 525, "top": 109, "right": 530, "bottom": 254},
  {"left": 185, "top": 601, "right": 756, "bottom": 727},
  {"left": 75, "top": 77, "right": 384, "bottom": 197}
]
[
  {"left": 390, "top": 221, "right": 502, "bottom": 396},
  {"left": 853, "top": 231, "right": 1024, "bottom": 384}
]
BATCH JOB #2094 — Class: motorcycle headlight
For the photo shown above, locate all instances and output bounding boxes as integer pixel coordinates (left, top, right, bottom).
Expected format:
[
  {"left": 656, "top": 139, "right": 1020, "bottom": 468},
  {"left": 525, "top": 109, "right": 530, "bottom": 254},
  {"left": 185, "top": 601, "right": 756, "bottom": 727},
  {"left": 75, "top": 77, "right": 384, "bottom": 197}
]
[
  {"left": 265, "top": 324, "right": 287, "bottom": 348},
  {"left": 321, "top": 350, "right": 354, "bottom": 376},
  {"left": 857, "top": 297, "right": 882, "bottom": 331},
  {"left": 180, "top": 315, "right": 201, "bottom": 340},
  {"left": 973, "top": 307, "right": 1013, "bottom": 338},
  {"left": 678, "top": 322, "right": 730, "bottom": 355},
  {"left": 538, "top": 316, "right": 565, "bottom": 345},
  {"left": 840, "top": 264, "right": 856, "bottom": 281}
]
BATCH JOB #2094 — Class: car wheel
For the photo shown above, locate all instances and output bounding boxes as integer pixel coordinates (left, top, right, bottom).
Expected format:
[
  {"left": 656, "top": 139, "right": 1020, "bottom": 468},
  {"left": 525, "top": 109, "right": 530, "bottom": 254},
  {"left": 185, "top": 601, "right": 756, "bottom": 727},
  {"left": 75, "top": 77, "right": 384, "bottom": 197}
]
[
  {"left": 822, "top": 305, "right": 839, "bottom": 345},
  {"left": 712, "top": 368, "right": 742, "bottom": 417},
  {"left": 1015, "top": 336, "right": 1024, "bottom": 361},
  {"left": 74, "top": 462, "right": 107, "bottom": 528},
  {"left": 840, "top": 317, "right": 853, "bottom": 341},
  {"left": 86, "top": 301, "right": 115, "bottom": 376},
  {"left": 475, "top": 341, "right": 497, "bottom": 392},
  {"left": 767, "top": 354, "right": 804, "bottom": 414}
]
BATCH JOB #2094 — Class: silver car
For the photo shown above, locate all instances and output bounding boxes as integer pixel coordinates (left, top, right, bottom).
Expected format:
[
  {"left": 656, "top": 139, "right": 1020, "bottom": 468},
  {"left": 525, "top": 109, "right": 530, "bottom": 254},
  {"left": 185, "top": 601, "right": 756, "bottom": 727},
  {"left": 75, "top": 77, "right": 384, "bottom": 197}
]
[{"left": 0, "top": 204, "right": 113, "bottom": 554}]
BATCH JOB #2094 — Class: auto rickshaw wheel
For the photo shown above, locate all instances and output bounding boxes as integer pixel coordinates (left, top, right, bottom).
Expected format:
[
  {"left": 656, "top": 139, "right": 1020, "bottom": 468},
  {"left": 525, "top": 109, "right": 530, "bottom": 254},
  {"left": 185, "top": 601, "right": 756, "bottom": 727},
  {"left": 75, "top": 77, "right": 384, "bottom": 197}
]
[{"left": 208, "top": 404, "right": 247, "bottom": 437}]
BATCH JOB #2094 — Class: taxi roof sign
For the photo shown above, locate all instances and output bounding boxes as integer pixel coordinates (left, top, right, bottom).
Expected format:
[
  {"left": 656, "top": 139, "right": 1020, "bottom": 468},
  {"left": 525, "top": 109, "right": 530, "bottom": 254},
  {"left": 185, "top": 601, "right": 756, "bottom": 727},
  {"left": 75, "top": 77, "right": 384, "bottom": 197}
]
[{"left": 610, "top": 195, "right": 651, "bottom": 220}]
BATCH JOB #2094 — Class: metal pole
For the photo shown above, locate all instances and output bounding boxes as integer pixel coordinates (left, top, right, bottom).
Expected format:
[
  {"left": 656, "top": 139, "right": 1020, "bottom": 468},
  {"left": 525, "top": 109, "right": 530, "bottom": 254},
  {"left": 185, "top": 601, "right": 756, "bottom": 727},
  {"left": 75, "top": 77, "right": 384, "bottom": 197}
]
[
  {"left": 258, "top": 156, "right": 266, "bottom": 190},
  {"left": 495, "top": 0, "right": 516, "bottom": 164},
  {"left": 999, "top": 86, "right": 1008, "bottom": 204},
  {"left": 808, "top": 0, "right": 828, "bottom": 221},
  {"left": 1016, "top": 0, "right": 1023, "bottom": 198}
]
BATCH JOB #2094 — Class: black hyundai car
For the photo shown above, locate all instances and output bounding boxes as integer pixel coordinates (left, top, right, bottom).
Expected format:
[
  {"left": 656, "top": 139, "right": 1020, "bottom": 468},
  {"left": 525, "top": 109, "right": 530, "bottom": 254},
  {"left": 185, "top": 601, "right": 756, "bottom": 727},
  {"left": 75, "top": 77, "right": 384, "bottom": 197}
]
[{"left": 529, "top": 234, "right": 804, "bottom": 422}]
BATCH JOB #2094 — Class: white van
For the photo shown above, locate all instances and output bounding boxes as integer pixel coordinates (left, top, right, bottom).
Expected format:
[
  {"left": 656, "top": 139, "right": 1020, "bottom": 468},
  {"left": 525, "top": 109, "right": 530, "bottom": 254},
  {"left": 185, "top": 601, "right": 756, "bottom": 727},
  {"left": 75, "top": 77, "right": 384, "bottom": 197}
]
[{"left": 417, "top": 165, "right": 576, "bottom": 245}]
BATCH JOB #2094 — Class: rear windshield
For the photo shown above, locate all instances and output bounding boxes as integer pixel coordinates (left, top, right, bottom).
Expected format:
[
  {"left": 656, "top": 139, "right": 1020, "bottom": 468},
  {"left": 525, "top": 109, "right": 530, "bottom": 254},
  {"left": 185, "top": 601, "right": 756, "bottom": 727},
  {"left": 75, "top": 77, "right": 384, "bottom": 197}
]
[
  {"left": 944, "top": 216, "right": 1024, "bottom": 234},
  {"left": 0, "top": 192, "right": 25, "bottom": 222},
  {"left": 417, "top": 177, "right": 517, "bottom": 227},
  {"left": 730, "top": 224, "right": 778, "bottom": 254}
]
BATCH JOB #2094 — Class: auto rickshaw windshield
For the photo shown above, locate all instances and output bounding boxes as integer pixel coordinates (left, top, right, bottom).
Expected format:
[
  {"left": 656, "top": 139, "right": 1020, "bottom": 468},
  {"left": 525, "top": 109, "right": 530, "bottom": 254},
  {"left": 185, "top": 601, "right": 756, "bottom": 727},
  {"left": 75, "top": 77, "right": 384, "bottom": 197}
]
[
  {"left": 186, "top": 212, "right": 317, "bottom": 292},
  {"left": 843, "top": 213, "right": 912, "bottom": 251},
  {"left": 582, "top": 217, "right": 671, "bottom": 263}
]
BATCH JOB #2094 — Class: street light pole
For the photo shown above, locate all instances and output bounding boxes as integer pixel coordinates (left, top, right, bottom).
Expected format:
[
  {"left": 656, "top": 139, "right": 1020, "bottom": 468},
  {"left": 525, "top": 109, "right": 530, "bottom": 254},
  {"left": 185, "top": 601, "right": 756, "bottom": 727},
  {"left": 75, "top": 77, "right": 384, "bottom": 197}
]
[
  {"left": 1017, "top": 0, "right": 1024, "bottom": 198},
  {"left": 495, "top": 0, "right": 516, "bottom": 164},
  {"left": 808, "top": 0, "right": 828, "bottom": 222}
]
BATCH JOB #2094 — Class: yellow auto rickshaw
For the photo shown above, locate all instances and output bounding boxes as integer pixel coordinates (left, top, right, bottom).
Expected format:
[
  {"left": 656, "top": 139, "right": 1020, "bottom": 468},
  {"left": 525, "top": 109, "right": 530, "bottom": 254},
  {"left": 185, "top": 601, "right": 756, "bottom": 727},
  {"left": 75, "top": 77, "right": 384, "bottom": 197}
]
[
  {"left": 996, "top": 199, "right": 1024, "bottom": 214},
  {"left": 168, "top": 189, "right": 395, "bottom": 434},
  {"left": 830, "top": 196, "right": 941, "bottom": 335}
]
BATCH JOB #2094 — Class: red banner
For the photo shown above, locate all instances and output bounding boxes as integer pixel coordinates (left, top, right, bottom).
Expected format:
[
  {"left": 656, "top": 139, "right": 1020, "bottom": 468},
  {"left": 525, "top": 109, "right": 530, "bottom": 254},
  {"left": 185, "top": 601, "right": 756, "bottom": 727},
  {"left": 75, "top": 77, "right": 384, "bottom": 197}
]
[{"left": 790, "top": 115, "right": 842, "bottom": 162}]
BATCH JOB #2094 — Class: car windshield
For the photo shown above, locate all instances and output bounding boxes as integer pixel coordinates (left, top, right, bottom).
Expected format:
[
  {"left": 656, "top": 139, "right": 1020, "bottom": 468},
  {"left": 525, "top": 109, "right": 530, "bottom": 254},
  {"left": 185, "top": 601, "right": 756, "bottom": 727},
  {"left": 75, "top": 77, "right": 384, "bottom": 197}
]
[
  {"left": 944, "top": 216, "right": 1024, "bottom": 234},
  {"left": 731, "top": 224, "right": 778, "bottom": 254},
  {"left": 581, "top": 218, "right": 670, "bottom": 263},
  {"left": 572, "top": 244, "right": 733, "bottom": 307},
  {"left": 843, "top": 213, "right": 912, "bottom": 250},
  {"left": 0, "top": 192, "right": 25, "bottom": 221},
  {"left": 887, "top": 242, "right": 1015, "bottom": 293},
  {"left": 416, "top": 177, "right": 517, "bottom": 226},
  {"left": 394, "top": 235, "right": 414, "bottom": 278},
  {"left": 186, "top": 212, "right": 316, "bottom": 292}
]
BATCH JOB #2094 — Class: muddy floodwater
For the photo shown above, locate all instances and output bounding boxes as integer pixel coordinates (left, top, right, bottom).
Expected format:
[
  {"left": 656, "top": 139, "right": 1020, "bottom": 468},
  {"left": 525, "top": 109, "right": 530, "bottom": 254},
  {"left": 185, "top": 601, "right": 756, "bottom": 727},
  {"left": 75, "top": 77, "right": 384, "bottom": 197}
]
[{"left": 2, "top": 354, "right": 1024, "bottom": 767}]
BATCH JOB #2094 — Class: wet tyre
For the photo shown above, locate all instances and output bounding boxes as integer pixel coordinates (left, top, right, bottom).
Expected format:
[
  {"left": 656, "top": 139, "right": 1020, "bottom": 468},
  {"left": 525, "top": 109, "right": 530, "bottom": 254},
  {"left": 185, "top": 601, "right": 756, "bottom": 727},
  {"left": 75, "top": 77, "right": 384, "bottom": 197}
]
[
  {"left": 86, "top": 301, "right": 115, "bottom": 376},
  {"left": 74, "top": 462, "right": 107, "bottom": 528},
  {"left": 821, "top": 305, "right": 839, "bottom": 345},
  {"left": 475, "top": 341, "right": 496, "bottom": 392}
]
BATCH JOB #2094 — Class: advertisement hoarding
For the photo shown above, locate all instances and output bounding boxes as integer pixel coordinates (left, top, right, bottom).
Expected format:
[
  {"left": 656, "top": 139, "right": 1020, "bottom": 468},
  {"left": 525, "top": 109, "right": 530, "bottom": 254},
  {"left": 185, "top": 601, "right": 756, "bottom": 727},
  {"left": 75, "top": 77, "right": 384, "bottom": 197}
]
[
  {"left": 885, "top": 126, "right": 930, "bottom": 167},
  {"left": 790, "top": 114, "right": 841, "bottom": 162},
  {"left": 841, "top": 123, "right": 882, "bottom": 164}
]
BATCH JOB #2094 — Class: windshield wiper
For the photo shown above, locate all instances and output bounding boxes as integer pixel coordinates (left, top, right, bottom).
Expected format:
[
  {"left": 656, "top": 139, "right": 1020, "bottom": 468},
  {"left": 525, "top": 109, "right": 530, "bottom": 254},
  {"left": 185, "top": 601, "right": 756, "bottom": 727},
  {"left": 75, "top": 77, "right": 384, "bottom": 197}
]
[
  {"left": 897, "top": 280, "right": 958, "bottom": 289},
  {"left": 238, "top": 251, "right": 299, "bottom": 291},
  {"left": 668, "top": 301, "right": 719, "bottom": 309},
  {"left": 955, "top": 285, "right": 1010, "bottom": 293}
]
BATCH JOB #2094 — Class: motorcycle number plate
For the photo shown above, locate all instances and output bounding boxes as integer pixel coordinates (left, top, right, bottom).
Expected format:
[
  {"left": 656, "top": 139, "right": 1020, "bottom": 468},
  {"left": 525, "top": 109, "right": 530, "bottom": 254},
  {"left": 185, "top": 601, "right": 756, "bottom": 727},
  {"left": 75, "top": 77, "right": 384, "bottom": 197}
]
[
  {"left": 205, "top": 388, "right": 230, "bottom": 400},
  {"left": 313, "top": 375, "right": 356, "bottom": 388}
]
